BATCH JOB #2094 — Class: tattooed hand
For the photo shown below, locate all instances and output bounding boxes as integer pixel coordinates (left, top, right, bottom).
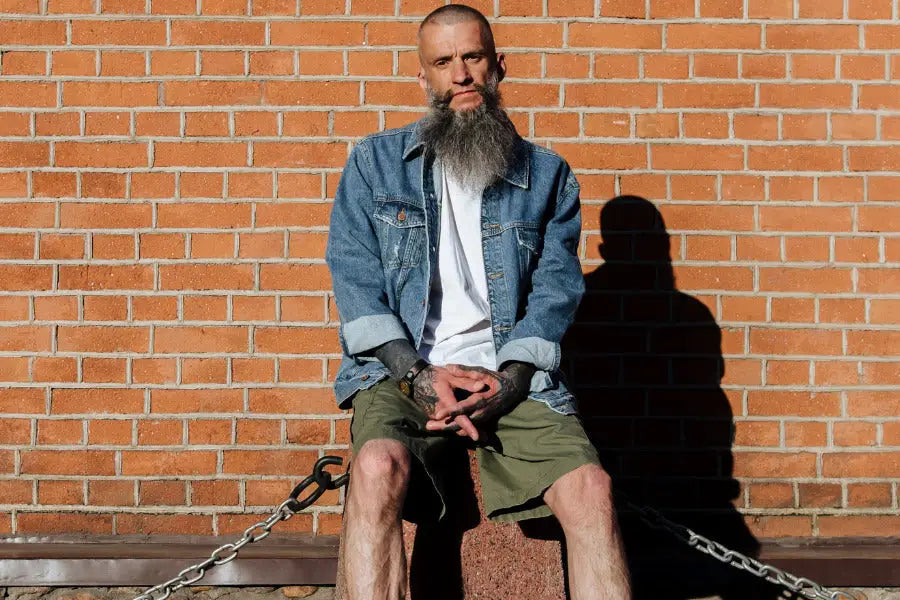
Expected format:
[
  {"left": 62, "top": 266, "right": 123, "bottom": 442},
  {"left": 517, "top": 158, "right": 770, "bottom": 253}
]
[
  {"left": 412, "top": 364, "right": 494, "bottom": 441},
  {"left": 424, "top": 362, "right": 535, "bottom": 435}
]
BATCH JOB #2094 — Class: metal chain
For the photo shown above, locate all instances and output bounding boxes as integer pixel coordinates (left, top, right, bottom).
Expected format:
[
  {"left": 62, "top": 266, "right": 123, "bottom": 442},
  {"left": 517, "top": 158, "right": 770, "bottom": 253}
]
[
  {"left": 626, "top": 500, "right": 857, "bottom": 600},
  {"left": 131, "top": 456, "right": 349, "bottom": 600},
  {"left": 132, "top": 454, "right": 856, "bottom": 600}
]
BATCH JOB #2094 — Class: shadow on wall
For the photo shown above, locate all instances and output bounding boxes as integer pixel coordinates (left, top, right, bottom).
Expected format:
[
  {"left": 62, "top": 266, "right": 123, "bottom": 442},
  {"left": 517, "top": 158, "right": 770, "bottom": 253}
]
[{"left": 562, "top": 195, "right": 783, "bottom": 600}]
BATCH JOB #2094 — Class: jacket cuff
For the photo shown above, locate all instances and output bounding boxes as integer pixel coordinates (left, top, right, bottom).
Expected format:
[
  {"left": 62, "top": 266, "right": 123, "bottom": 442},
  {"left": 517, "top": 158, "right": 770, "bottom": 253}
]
[
  {"left": 343, "top": 314, "right": 408, "bottom": 356},
  {"left": 496, "top": 337, "right": 560, "bottom": 372}
]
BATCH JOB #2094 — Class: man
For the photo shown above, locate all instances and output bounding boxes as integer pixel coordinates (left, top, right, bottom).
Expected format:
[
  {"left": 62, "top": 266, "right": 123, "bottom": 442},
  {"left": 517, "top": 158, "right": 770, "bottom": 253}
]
[{"left": 325, "top": 5, "right": 631, "bottom": 599}]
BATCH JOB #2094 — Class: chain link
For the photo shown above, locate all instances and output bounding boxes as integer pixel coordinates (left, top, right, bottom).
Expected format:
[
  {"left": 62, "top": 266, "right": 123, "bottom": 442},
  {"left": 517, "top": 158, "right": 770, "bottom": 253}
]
[
  {"left": 627, "top": 500, "right": 857, "bottom": 600},
  {"left": 131, "top": 456, "right": 349, "bottom": 600},
  {"left": 132, "top": 454, "right": 856, "bottom": 600}
]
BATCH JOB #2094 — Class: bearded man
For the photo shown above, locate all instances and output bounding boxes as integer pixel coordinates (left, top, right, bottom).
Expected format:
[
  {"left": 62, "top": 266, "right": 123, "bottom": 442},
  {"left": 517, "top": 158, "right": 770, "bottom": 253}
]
[{"left": 325, "top": 4, "right": 631, "bottom": 599}]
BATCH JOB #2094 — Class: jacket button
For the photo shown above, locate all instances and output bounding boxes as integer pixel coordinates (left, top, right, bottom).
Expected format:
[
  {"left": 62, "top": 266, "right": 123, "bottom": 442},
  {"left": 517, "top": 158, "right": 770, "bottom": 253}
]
[
  {"left": 361, "top": 374, "right": 370, "bottom": 381},
  {"left": 397, "top": 209, "right": 406, "bottom": 222}
]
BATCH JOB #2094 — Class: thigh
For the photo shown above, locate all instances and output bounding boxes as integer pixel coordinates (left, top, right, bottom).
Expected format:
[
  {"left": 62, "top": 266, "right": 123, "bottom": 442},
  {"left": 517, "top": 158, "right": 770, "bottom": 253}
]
[
  {"left": 475, "top": 399, "right": 600, "bottom": 522},
  {"left": 349, "top": 379, "right": 458, "bottom": 524}
]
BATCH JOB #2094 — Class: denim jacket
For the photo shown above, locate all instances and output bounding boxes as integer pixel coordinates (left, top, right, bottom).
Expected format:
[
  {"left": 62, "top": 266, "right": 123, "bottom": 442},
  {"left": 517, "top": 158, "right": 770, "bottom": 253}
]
[{"left": 325, "top": 120, "right": 585, "bottom": 415}]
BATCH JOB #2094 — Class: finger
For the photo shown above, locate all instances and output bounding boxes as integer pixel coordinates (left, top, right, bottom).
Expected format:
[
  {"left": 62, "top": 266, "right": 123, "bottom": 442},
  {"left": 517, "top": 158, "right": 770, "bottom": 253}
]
[
  {"left": 445, "top": 364, "right": 481, "bottom": 377},
  {"left": 441, "top": 393, "right": 490, "bottom": 419},
  {"left": 454, "top": 414, "right": 479, "bottom": 441},
  {"left": 432, "top": 389, "right": 495, "bottom": 420},
  {"left": 423, "top": 417, "right": 467, "bottom": 437},
  {"left": 448, "top": 375, "right": 491, "bottom": 394}
]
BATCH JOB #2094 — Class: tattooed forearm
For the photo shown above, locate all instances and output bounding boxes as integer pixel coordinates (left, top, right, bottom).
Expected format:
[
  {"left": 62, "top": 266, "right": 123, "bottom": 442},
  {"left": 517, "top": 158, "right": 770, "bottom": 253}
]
[
  {"left": 372, "top": 339, "right": 421, "bottom": 379},
  {"left": 411, "top": 366, "right": 441, "bottom": 417}
]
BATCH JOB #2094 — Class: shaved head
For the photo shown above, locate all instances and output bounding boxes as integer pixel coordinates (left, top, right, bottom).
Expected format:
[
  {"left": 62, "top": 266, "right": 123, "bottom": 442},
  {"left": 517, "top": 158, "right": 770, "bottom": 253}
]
[{"left": 418, "top": 4, "right": 496, "bottom": 56}]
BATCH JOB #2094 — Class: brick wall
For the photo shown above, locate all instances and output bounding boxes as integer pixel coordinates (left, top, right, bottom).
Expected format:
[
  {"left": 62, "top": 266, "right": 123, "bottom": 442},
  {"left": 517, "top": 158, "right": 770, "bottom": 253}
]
[{"left": 0, "top": 0, "right": 896, "bottom": 542}]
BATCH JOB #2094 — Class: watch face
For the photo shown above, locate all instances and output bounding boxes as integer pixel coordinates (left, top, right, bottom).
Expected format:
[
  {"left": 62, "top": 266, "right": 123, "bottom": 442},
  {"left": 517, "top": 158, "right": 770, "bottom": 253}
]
[{"left": 399, "top": 380, "right": 411, "bottom": 397}]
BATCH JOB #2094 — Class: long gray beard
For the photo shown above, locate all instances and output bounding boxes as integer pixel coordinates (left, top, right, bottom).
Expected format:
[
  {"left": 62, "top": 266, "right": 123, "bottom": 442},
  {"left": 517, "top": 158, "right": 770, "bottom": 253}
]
[{"left": 419, "top": 72, "right": 518, "bottom": 191}]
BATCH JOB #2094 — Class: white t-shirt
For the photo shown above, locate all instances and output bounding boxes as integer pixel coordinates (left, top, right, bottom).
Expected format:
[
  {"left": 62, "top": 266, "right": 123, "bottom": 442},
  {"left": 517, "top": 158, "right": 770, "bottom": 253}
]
[{"left": 418, "top": 163, "right": 497, "bottom": 370}]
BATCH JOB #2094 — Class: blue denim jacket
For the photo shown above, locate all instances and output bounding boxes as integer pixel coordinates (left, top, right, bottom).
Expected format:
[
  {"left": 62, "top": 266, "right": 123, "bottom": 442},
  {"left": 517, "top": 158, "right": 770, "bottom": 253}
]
[{"left": 325, "top": 120, "right": 585, "bottom": 415}]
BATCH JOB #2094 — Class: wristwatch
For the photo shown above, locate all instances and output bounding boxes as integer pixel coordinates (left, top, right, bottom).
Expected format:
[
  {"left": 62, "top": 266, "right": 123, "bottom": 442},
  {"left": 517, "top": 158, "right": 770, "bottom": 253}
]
[{"left": 398, "top": 359, "right": 429, "bottom": 398}]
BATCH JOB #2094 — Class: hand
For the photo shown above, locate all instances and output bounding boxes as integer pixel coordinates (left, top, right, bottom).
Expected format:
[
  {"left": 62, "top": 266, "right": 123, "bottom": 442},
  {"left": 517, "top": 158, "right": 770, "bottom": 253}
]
[
  {"left": 411, "top": 364, "right": 495, "bottom": 441},
  {"left": 424, "top": 363, "right": 533, "bottom": 436}
]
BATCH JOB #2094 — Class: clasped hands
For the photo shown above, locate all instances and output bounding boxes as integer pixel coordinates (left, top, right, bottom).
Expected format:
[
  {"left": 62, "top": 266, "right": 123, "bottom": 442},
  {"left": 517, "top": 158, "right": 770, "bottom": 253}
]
[{"left": 412, "top": 363, "right": 530, "bottom": 442}]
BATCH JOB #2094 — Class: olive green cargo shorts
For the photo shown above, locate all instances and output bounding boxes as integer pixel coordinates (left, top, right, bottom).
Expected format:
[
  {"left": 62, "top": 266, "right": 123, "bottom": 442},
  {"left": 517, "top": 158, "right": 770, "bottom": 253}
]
[{"left": 349, "top": 378, "right": 600, "bottom": 524}]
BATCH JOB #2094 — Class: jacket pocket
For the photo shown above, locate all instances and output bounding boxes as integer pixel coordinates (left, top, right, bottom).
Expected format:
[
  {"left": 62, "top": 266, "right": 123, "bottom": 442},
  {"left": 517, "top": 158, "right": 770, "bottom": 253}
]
[
  {"left": 512, "top": 222, "right": 542, "bottom": 277},
  {"left": 372, "top": 198, "right": 426, "bottom": 270}
]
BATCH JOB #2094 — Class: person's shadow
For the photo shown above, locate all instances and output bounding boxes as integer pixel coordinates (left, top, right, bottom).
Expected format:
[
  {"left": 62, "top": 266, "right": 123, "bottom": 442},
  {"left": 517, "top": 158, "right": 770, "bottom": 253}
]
[{"left": 562, "top": 195, "right": 783, "bottom": 599}]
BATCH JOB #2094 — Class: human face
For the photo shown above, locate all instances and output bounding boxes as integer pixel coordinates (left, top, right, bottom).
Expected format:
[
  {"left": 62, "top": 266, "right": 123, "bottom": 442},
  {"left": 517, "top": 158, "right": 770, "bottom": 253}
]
[{"left": 417, "top": 20, "right": 506, "bottom": 112}]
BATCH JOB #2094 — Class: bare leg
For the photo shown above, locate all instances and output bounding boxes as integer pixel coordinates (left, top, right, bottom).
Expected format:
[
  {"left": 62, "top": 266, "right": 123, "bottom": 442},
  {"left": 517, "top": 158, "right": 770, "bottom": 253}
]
[
  {"left": 341, "top": 439, "right": 412, "bottom": 600},
  {"left": 543, "top": 464, "right": 631, "bottom": 600}
]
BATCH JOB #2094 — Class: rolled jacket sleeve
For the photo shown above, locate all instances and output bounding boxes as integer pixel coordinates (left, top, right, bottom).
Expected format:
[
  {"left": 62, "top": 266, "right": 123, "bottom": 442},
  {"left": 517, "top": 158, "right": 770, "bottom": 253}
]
[
  {"left": 496, "top": 168, "right": 584, "bottom": 372},
  {"left": 325, "top": 141, "right": 408, "bottom": 357}
]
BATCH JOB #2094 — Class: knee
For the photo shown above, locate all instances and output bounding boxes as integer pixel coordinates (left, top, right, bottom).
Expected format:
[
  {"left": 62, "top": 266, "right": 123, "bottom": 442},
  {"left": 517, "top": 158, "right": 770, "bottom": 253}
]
[
  {"left": 546, "top": 464, "right": 615, "bottom": 528},
  {"left": 352, "top": 439, "right": 411, "bottom": 493}
]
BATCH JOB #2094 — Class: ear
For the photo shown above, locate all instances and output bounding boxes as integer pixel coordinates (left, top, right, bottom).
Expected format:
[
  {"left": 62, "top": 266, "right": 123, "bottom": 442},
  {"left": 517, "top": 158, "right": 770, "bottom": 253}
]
[
  {"left": 496, "top": 52, "right": 507, "bottom": 82},
  {"left": 417, "top": 69, "right": 427, "bottom": 91}
]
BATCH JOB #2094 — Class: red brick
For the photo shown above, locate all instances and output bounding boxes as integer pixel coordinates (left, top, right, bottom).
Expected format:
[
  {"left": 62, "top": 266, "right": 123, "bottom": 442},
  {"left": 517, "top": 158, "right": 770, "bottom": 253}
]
[
  {"left": 270, "top": 21, "right": 364, "bottom": 46},
  {"left": 733, "top": 452, "right": 817, "bottom": 477},
  {"left": 861, "top": 362, "right": 900, "bottom": 386},
  {"left": 635, "top": 114, "right": 677, "bottom": 138},
  {"left": 18, "top": 513, "right": 113, "bottom": 535},
  {"left": 797, "top": 0, "right": 843, "bottom": 17},
  {"left": 770, "top": 298, "right": 816, "bottom": 323},
  {"left": 791, "top": 54, "right": 837, "bottom": 79},
  {"left": 834, "top": 421, "right": 877, "bottom": 446},
  {"left": 192, "top": 480, "right": 240, "bottom": 506},
  {"left": 2, "top": 19, "right": 67, "bottom": 44},
  {"left": 769, "top": 176, "right": 815, "bottom": 201},
  {"left": 847, "top": 391, "right": 900, "bottom": 417},
  {"left": 815, "top": 361, "right": 860, "bottom": 386},
  {"left": 765, "top": 360, "right": 809, "bottom": 385},
  {"left": 760, "top": 84, "right": 852, "bottom": 109},
  {"left": 823, "top": 453, "right": 900, "bottom": 478},
  {"left": 223, "top": 449, "right": 317, "bottom": 474},
  {"left": 785, "top": 422, "right": 827, "bottom": 447},
  {"left": 847, "top": 483, "right": 892, "bottom": 508},
  {"left": 643, "top": 55, "right": 689, "bottom": 79},
  {"left": 568, "top": 23, "right": 662, "bottom": 49},
  {"left": 139, "top": 481, "right": 185, "bottom": 505},
  {"left": 767, "top": 25, "right": 860, "bottom": 50},
  {"left": 733, "top": 114, "right": 778, "bottom": 140},
  {"left": 750, "top": 328, "right": 843, "bottom": 356},
  {"left": 72, "top": 20, "right": 166, "bottom": 45},
  {"left": 668, "top": 25, "right": 761, "bottom": 49},
  {"left": 865, "top": 25, "right": 900, "bottom": 49},
  {"left": 122, "top": 451, "right": 217, "bottom": 475},
  {"left": 819, "top": 298, "right": 866, "bottom": 323},
  {"left": 750, "top": 146, "right": 843, "bottom": 171},
  {"left": 749, "top": 391, "right": 839, "bottom": 417},
  {"left": 798, "top": 483, "right": 841, "bottom": 508},
  {"left": 0, "top": 142, "right": 50, "bottom": 167},
  {"left": 648, "top": 0, "right": 693, "bottom": 16},
  {"left": 849, "top": 0, "right": 893, "bottom": 18},
  {"left": 21, "top": 450, "right": 115, "bottom": 475},
  {"left": 663, "top": 84, "right": 755, "bottom": 108},
  {"left": 118, "top": 514, "right": 213, "bottom": 535}
]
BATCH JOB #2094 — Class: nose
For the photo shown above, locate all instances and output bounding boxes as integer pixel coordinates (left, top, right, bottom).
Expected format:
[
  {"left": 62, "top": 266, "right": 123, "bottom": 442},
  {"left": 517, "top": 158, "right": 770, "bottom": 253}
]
[{"left": 450, "top": 58, "right": 472, "bottom": 85}]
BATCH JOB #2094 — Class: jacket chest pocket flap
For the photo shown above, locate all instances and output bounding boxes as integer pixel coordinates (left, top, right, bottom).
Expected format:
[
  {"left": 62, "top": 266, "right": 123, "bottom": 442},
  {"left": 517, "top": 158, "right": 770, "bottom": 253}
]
[{"left": 372, "top": 199, "right": 426, "bottom": 269}]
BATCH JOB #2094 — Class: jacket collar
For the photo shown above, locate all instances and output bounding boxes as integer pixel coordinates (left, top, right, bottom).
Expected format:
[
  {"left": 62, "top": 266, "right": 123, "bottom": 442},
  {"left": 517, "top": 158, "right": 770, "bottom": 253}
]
[{"left": 401, "top": 119, "right": 530, "bottom": 190}]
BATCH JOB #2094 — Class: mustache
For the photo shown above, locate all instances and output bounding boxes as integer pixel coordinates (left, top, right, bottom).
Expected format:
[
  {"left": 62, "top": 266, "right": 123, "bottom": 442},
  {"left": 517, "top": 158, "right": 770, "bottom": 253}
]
[{"left": 429, "top": 82, "right": 493, "bottom": 108}]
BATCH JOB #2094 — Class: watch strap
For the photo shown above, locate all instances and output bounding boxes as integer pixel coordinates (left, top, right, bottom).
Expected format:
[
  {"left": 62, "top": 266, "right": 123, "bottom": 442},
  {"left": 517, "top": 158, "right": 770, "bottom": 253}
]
[{"left": 398, "top": 358, "right": 429, "bottom": 398}]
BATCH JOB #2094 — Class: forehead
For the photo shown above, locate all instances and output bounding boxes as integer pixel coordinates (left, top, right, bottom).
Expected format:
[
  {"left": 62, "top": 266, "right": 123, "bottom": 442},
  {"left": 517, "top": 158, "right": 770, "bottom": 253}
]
[{"left": 417, "top": 20, "right": 491, "bottom": 58}]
